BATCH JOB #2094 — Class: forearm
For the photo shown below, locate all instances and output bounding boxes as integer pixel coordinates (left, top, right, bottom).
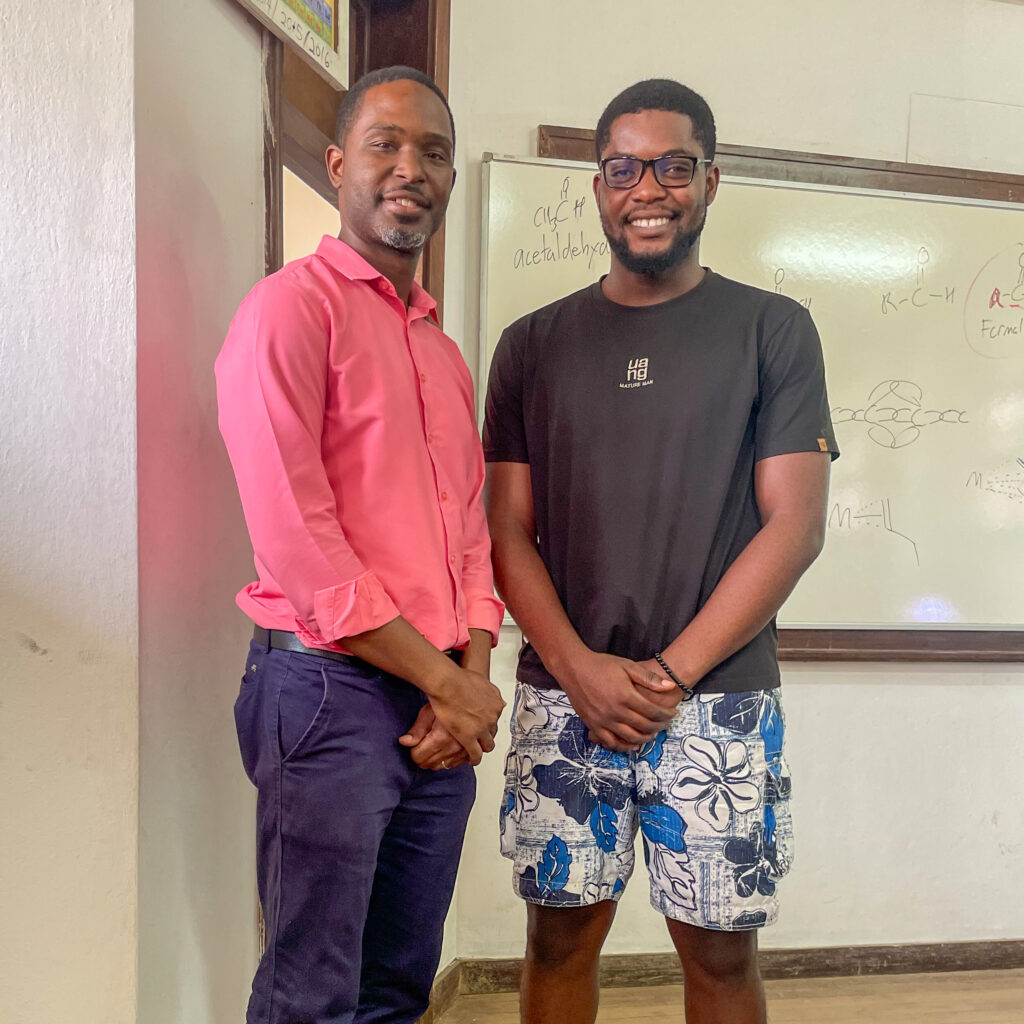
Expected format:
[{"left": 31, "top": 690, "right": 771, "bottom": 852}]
[
  {"left": 341, "top": 616, "right": 462, "bottom": 697},
  {"left": 491, "top": 525, "right": 588, "bottom": 683},
  {"left": 347, "top": 617, "right": 504, "bottom": 765},
  {"left": 460, "top": 628, "right": 493, "bottom": 677},
  {"left": 459, "top": 459, "right": 507, "bottom": 647},
  {"left": 661, "top": 516, "right": 823, "bottom": 688}
]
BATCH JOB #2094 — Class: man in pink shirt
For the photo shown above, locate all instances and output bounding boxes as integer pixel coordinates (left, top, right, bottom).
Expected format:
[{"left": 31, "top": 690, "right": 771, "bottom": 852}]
[{"left": 216, "top": 66, "right": 505, "bottom": 1024}]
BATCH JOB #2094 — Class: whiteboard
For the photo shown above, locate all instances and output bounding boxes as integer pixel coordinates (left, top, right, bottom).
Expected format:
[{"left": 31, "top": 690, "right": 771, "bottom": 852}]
[{"left": 480, "top": 153, "right": 1024, "bottom": 630}]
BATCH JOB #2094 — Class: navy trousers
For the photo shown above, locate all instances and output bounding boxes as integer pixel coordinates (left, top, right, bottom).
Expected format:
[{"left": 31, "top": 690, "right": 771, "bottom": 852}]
[{"left": 234, "top": 636, "right": 476, "bottom": 1024}]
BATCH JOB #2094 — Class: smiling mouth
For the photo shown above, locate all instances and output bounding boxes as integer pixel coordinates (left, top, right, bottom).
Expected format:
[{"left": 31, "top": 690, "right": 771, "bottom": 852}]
[
  {"left": 625, "top": 207, "right": 681, "bottom": 229},
  {"left": 383, "top": 194, "right": 429, "bottom": 212}
]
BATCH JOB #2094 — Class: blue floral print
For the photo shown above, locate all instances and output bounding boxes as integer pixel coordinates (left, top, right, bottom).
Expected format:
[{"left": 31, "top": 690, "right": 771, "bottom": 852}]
[
  {"left": 533, "top": 717, "right": 631, "bottom": 849},
  {"left": 502, "top": 684, "right": 792, "bottom": 930},
  {"left": 723, "top": 822, "right": 777, "bottom": 899}
]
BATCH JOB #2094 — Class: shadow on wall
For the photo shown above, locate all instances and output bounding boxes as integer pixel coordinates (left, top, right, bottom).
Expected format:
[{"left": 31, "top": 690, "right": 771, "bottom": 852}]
[{"left": 136, "top": 164, "right": 263, "bottom": 1023}]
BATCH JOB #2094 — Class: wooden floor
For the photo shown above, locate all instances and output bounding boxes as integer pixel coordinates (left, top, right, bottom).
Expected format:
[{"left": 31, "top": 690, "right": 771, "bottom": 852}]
[{"left": 437, "top": 969, "right": 1024, "bottom": 1024}]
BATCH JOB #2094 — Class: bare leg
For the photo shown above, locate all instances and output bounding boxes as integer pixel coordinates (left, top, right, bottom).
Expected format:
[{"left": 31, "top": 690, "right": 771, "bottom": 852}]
[
  {"left": 520, "top": 901, "right": 617, "bottom": 1024},
  {"left": 665, "top": 918, "right": 766, "bottom": 1024}
]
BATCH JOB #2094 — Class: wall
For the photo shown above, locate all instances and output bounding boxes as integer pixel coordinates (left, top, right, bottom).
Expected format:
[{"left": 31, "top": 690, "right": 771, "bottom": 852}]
[
  {"left": 445, "top": 0, "right": 1024, "bottom": 958},
  {"left": 135, "top": 0, "right": 266, "bottom": 1021},
  {"left": 284, "top": 167, "right": 338, "bottom": 263},
  {"left": 0, "top": 3, "right": 139, "bottom": 1022}
]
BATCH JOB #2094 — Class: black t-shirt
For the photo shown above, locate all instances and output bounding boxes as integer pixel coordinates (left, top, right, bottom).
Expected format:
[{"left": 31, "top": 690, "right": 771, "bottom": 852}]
[{"left": 483, "top": 270, "right": 839, "bottom": 694}]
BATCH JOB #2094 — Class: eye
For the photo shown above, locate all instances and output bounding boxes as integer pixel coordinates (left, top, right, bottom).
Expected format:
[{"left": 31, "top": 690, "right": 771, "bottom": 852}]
[
  {"left": 658, "top": 158, "right": 696, "bottom": 183},
  {"left": 661, "top": 159, "right": 692, "bottom": 176}
]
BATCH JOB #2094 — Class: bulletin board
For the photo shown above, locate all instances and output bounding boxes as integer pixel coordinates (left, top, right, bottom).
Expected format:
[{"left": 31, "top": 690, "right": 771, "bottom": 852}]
[{"left": 235, "top": 0, "right": 347, "bottom": 89}]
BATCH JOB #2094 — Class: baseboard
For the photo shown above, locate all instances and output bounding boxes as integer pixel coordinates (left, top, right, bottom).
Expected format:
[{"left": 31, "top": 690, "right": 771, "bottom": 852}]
[
  {"left": 757, "top": 940, "right": 1024, "bottom": 979},
  {"left": 418, "top": 960, "right": 462, "bottom": 1024},
  {"left": 447, "top": 939, "right": 1024, "bottom": 997}
]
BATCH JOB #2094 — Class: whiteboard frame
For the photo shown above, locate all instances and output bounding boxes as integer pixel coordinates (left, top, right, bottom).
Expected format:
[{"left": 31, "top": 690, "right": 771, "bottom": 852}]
[{"left": 479, "top": 147, "right": 1024, "bottom": 659}]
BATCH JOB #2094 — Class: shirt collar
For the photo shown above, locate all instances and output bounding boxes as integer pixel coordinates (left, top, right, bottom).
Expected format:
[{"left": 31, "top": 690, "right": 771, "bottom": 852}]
[{"left": 316, "top": 235, "right": 438, "bottom": 321}]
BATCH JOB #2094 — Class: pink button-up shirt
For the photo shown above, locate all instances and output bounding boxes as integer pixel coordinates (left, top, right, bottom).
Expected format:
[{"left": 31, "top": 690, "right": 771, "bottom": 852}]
[{"left": 216, "top": 236, "right": 504, "bottom": 653}]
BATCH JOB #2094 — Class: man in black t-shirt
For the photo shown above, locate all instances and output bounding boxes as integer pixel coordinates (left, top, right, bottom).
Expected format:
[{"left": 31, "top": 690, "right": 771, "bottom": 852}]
[{"left": 484, "top": 79, "right": 837, "bottom": 1024}]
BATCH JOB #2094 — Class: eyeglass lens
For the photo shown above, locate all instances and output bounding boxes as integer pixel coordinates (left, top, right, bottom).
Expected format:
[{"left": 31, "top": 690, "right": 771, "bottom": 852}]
[{"left": 602, "top": 156, "right": 698, "bottom": 188}]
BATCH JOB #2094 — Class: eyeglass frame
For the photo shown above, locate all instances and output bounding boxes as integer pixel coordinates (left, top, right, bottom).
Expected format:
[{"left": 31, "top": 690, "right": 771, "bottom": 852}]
[{"left": 598, "top": 154, "right": 713, "bottom": 190}]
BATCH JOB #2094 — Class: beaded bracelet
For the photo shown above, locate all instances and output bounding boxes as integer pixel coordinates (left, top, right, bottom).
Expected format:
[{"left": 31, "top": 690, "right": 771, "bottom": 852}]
[{"left": 654, "top": 651, "right": 695, "bottom": 700}]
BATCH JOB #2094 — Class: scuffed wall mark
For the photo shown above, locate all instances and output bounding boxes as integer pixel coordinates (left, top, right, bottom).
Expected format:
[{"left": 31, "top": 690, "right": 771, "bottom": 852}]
[{"left": 16, "top": 632, "right": 49, "bottom": 656}]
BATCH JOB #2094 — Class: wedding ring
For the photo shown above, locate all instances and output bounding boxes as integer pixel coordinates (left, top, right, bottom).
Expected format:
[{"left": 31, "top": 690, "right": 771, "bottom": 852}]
[{"left": 440, "top": 759, "right": 448, "bottom": 770}]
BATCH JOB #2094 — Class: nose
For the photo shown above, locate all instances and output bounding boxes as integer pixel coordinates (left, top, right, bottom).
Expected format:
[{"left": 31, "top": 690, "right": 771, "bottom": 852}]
[
  {"left": 631, "top": 163, "right": 668, "bottom": 200},
  {"left": 393, "top": 144, "right": 426, "bottom": 183}
]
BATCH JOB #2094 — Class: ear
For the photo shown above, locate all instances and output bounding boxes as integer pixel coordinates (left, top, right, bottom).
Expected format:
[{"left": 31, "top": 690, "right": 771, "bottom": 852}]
[
  {"left": 592, "top": 171, "right": 601, "bottom": 202},
  {"left": 704, "top": 162, "right": 721, "bottom": 207},
  {"left": 325, "top": 143, "right": 344, "bottom": 189}
]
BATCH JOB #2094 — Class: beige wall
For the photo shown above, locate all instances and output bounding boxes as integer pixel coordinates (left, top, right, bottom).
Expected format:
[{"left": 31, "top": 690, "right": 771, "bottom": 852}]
[
  {"left": 445, "top": 0, "right": 1024, "bottom": 959},
  {"left": 0, "top": 2, "right": 139, "bottom": 1022},
  {"left": 3, "top": 1, "right": 265, "bottom": 1018},
  {"left": 284, "top": 168, "right": 339, "bottom": 263},
  {"left": 135, "top": 0, "right": 266, "bottom": 1021}
]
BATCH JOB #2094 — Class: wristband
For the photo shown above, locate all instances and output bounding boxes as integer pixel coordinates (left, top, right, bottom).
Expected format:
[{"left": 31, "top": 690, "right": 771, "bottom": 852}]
[{"left": 654, "top": 651, "right": 694, "bottom": 700}]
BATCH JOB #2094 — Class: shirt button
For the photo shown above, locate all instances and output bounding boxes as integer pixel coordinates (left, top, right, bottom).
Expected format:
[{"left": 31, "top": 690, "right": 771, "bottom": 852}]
[
  {"left": 450, "top": 555, "right": 456, "bottom": 565},
  {"left": 419, "top": 372, "right": 427, "bottom": 382},
  {"left": 441, "top": 491, "right": 448, "bottom": 501},
  {"left": 427, "top": 433, "right": 434, "bottom": 443}
]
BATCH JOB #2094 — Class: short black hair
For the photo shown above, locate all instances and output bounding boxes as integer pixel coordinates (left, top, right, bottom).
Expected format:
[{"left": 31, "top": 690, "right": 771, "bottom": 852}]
[
  {"left": 334, "top": 65, "right": 455, "bottom": 152},
  {"left": 595, "top": 79, "right": 716, "bottom": 162}
]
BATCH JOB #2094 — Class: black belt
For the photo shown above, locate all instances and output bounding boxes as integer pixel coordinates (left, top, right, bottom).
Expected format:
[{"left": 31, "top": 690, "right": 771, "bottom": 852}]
[{"left": 253, "top": 626, "right": 457, "bottom": 667}]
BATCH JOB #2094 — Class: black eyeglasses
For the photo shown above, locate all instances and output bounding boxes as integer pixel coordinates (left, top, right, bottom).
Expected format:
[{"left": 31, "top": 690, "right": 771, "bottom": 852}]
[{"left": 599, "top": 155, "right": 712, "bottom": 189}]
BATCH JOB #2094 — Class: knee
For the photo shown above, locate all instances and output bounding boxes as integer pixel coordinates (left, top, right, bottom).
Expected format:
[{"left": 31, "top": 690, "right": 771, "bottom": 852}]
[
  {"left": 525, "top": 903, "right": 614, "bottom": 970},
  {"left": 682, "top": 931, "right": 759, "bottom": 988},
  {"left": 525, "top": 928, "right": 578, "bottom": 971}
]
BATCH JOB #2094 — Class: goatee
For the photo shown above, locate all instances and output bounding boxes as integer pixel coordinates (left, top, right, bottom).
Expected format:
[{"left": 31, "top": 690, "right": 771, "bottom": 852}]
[
  {"left": 377, "top": 225, "right": 429, "bottom": 252},
  {"left": 603, "top": 207, "right": 706, "bottom": 277}
]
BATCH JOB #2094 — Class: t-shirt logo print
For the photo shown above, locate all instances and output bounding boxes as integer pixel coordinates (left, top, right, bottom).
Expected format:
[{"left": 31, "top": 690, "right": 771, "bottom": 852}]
[{"left": 620, "top": 357, "right": 654, "bottom": 390}]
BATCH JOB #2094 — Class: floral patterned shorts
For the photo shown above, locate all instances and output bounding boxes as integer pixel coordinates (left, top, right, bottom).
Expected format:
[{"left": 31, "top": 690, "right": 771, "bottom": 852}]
[{"left": 499, "top": 683, "right": 793, "bottom": 931}]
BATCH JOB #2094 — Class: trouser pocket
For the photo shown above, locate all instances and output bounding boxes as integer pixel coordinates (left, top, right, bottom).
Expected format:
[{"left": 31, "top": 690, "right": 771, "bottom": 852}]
[{"left": 277, "top": 655, "right": 332, "bottom": 764}]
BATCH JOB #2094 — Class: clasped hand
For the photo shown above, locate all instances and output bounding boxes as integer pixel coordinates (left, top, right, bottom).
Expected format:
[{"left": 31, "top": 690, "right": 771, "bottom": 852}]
[
  {"left": 399, "top": 665, "right": 504, "bottom": 770},
  {"left": 399, "top": 653, "right": 679, "bottom": 766},
  {"left": 562, "top": 652, "right": 681, "bottom": 752}
]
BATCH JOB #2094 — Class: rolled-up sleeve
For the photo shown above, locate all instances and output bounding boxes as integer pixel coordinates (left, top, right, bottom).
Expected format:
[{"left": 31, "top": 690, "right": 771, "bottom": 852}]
[{"left": 215, "top": 280, "right": 400, "bottom": 643}]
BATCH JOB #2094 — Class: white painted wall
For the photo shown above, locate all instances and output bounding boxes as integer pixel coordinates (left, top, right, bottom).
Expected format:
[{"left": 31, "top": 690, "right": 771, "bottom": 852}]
[
  {"left": 135, "top": 1, "right": 266, "bottom": 1021},
  {"left": 0, "top": 4, "right": 139, "bottom": 1023},
  {"left": 446, "top": 0, "right": 1024, "bottom": 958}
]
